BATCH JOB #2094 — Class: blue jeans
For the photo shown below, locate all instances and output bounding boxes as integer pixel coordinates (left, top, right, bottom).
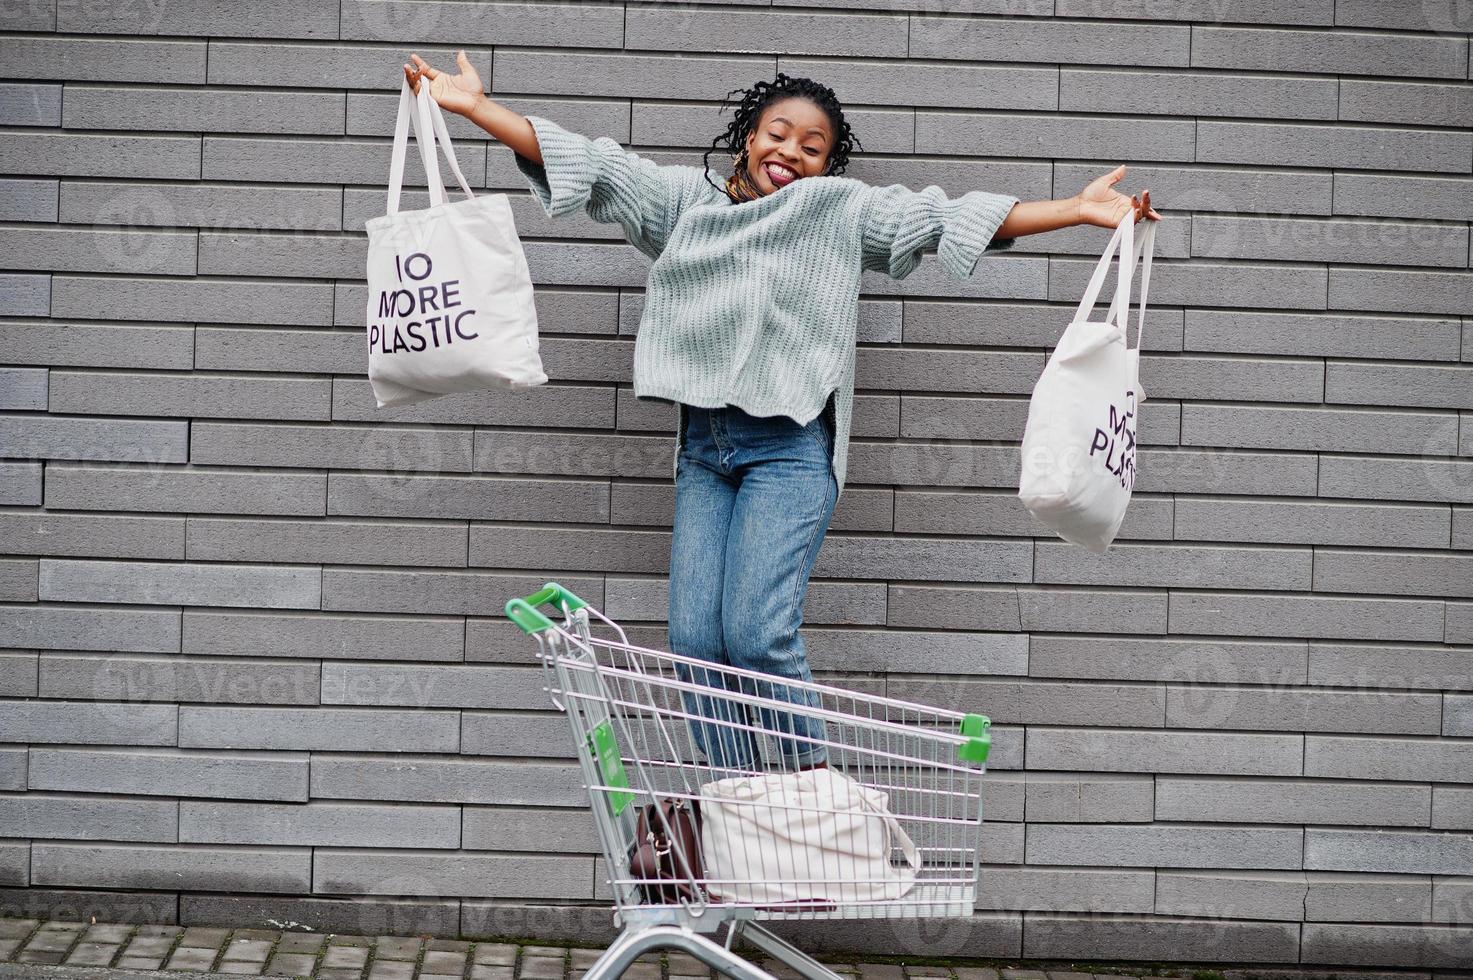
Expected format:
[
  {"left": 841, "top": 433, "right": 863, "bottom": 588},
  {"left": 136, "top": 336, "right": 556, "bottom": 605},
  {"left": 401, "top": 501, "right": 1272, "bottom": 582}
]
[{"left": 668, "top": 403, "right": 839, "bottom": 772}]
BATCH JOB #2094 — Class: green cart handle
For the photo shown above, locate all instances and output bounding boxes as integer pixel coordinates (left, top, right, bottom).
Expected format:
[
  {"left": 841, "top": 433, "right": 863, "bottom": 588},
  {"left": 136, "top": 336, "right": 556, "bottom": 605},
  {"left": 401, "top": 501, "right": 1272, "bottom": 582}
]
[
  {"left": 958, "top": 713, "right": 991, "bottom": 764},
  {"left": 505, "top": 581, "right": 590, "bottom": 634}
]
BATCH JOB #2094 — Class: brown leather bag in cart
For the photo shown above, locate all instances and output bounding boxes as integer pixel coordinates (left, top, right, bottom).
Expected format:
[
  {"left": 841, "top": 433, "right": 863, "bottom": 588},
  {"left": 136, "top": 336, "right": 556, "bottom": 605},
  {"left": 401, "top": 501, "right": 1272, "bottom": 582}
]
[{"left": 627, "top": 798, "right": 703, "bottom": 904}]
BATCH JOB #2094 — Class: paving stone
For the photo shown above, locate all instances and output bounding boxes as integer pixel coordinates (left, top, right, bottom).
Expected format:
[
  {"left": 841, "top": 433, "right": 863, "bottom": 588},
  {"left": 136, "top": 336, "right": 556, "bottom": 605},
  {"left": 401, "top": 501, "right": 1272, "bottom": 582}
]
[
  {"left": 857, "top": 967, "right": 904, "bottom": 980},
  {"left": 473, "top": 967, "right": 516, "bottom": 980},
  {"left": 756, "top": 963, "right": 805, "bottom": 980},
  {"left": 124, "top": 935, "right": 177, "bottom": 958},
  {"left": 65, "top": 942, "right": 119, "bottom": 966},
  {"left": 25, "top": 930, "right": 80, "bottom": 953},
  {"left": 424, "top": 948, "right": 470, "bottom": 973},
  {"left": 180, "top": 926, "right": 232, "bottom": 948},
  {"left": 619, "top": 964, "right": 660, "bottom": 980},
  {"left": 0, "top": 920, "right": 38, "bottom": 940},
  {"left": 31, "top": 929, "right": 85, "bottom": 951},
  {"left": 475, "top": 943, "right": 518, "bottom": 965},
  {"left": 138, "top": 925, "right": 184, "bottom": 938},
  {"left": 569, "top": 949, "right": 602, "bottom": 968},
  {"left": 118, "top": 955, "right": 167, "bottom": 969},
  {"left": 522, "top": 955, "right": 568, "bottom": 979},
  {"left": 367, "top": 961, "right": 415, "bottom": 980},
  {"left": 668, "top": 953, "right": 708, "bottom": 974},
  {"left": 323, "top": 944, "right": 370, "bottom": 968},
  {"left": 83, "top": 924, "right": 134, "bottom": 943},
  {"left": 0, "top": 918, "right": 1397, "bottom": 980},
  {"left": 167, "top": 945, "right": 221, "bottom": 971},
  {"left": 224, "top": 939, "right": 274, "bottom": 963},
  {"left": 219, "top": 964, "right": 266, "bottom": 976},
  {"left": 277, "top": 932, "right": 327, "bottom": 954},
  {"left": 1220, "top": 974, "right": 1408, "bottom": 980},
  {"left": 265, "top": 951, "right": 319, "bottom": 976},
  {"left": 374, "top": 936, "right": 423, "bottom": 960},
  {"left": 16, "top": 949, "right": 66, "bottom": 964}
]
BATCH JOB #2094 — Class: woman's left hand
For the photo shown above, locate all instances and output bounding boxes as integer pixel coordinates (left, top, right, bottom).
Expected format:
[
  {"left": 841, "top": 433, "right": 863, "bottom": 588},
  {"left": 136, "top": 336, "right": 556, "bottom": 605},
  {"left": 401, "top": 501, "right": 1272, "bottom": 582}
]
[{"left": 1075, "top": 165, "right": 1161, "bottom": 228}]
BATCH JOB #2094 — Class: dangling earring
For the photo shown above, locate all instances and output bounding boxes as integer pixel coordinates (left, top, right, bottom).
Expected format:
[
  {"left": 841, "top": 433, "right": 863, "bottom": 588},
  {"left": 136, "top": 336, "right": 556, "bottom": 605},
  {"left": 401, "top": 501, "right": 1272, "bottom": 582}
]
[{"left": 725, "top": 147, "right": 762, "bottom": 204}]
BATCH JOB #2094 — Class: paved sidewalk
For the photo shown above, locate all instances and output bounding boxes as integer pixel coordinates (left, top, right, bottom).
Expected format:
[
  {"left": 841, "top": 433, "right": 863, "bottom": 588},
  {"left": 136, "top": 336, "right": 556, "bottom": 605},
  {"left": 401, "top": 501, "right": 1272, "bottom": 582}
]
[{"left": 0, "top": 918, "right": 1438, "bottom": 980}]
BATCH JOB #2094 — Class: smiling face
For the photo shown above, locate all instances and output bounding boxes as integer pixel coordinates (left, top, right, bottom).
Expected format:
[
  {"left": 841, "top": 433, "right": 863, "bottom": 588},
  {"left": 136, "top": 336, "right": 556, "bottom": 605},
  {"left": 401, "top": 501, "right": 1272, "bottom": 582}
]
[{"left": 742, "top": 97, "right": 836, "bottom": 196}]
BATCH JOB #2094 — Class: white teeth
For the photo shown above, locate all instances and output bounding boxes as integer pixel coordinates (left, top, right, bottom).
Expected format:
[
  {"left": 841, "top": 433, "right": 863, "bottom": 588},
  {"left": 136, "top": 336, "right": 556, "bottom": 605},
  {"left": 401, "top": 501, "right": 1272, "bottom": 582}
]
[{"left": 766, "top": 162, "right": 795, "bottom": 179}]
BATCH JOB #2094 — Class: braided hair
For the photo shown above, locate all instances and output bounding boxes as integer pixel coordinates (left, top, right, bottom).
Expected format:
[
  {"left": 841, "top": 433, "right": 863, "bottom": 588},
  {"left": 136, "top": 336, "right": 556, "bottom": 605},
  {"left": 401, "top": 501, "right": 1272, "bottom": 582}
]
[{"left": 702, "top": 72, "right": 862, "bottom": 204}]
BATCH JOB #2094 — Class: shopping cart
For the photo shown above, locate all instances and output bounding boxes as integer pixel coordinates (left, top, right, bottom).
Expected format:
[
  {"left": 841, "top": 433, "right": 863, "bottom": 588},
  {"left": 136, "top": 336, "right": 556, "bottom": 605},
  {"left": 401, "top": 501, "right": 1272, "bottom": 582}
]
[{"left": 506, "top": 582, "right": 993, "bottom": 980}]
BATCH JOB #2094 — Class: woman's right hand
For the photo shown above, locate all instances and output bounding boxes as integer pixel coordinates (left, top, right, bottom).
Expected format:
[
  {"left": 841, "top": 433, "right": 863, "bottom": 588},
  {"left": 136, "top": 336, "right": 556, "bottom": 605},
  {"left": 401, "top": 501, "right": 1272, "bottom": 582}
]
[
  {"left": 1074, "top": 165, "right": 1160, "bottom": 229},
  {"left": 403, "top": 50, "right": 485, "bottom": 117}
]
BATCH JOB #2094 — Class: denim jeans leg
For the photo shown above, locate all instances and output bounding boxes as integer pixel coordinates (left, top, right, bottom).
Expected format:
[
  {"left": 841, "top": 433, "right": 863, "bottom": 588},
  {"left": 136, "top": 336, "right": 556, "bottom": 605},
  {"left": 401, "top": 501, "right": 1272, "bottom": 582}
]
[
  {"left": 720, "top": 411, "right": 839, "bottom": 768},
  {"left": 668, "top": 411, "right": 757, "bottom": 772}
]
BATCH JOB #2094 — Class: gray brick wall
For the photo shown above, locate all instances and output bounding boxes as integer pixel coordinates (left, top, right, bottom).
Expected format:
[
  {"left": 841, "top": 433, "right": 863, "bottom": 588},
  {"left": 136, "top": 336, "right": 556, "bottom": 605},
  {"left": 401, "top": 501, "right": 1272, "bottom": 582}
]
[{"left": 1, "top": 0, "right": 1471, "bottom": 969}]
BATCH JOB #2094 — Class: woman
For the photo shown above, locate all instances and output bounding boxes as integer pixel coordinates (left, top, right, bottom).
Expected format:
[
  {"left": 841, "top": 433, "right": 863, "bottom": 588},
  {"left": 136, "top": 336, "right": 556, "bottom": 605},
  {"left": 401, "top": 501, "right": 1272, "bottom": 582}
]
[{"left": 406, "top": 52, "right": 1160, "bottom": 772}]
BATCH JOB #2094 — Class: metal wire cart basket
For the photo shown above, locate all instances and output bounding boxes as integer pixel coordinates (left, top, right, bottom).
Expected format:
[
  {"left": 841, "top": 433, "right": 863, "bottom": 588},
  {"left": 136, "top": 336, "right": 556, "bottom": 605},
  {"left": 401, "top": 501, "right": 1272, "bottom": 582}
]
[{"left": 506, "top": 583, "right": 993, "bottom": 980}]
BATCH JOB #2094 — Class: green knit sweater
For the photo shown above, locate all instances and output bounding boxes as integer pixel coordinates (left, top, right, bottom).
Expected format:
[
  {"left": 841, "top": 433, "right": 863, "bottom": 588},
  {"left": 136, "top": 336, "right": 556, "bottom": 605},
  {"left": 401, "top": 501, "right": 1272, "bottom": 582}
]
[{"left": 513, "top": 114, "right": 1020, "bottom": 492}]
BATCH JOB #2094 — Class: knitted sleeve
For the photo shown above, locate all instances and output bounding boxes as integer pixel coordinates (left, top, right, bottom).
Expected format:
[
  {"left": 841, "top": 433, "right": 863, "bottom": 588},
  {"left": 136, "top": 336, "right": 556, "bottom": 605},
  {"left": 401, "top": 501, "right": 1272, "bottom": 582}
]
[
  {"left": 859, "top": 183, "right": 1021, "bottom": 280},
  {"left": 513, "top": 114, "right": 706, "bottom": 260}
]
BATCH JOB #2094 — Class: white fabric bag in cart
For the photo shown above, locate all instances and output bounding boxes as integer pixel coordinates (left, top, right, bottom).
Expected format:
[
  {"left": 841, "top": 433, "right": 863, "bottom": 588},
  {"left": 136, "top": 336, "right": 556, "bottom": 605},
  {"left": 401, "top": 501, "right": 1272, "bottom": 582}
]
[
  {"left": 699, "top": 767, "right": 919, "bottom": 905},
  {"left": 364, "top": 78, "right": 546, "bottom": 407},
  {"left": 1018, "top": 210, "right": 1156, "bottom": 552}
]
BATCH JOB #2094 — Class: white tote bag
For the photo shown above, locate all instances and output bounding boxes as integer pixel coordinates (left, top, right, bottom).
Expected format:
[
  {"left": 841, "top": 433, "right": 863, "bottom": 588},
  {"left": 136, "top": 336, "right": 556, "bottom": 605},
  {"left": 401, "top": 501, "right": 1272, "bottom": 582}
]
[
  {"left": 364, "top": 78, "right": 546, "bottom": 408},
  {"left": 699, "top": 767, "right": 918, "bottom": 905},
  {"left": 1018, "top": 211, "right": 1156, "bottom": 552}
]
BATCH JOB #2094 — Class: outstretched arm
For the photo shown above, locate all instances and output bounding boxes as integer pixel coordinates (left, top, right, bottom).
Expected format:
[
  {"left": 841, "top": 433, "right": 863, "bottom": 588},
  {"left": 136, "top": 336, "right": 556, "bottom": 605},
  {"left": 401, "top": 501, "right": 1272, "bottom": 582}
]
[
  {"left": 405, "top": 51, "right": 542, "bottom": 164},
  {"left": 860, "top": 165, "right": 1161, "bottom": 281},
  {"left": 406, "top": 51, "right": 703, "bottom": 260},
  {"left": 997, "top": 166, "right": 1160, "bottom": 239}
]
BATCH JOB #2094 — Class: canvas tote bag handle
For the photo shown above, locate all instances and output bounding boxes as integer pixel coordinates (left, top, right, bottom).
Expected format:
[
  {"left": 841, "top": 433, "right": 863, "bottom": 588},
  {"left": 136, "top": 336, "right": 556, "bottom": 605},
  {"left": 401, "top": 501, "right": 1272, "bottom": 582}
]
[
  {"left": 418, "top": 82, "right": 475, "bottom": 206},
  {"left": 386, "top": 77, "right": 476, "bottom": 215},
  {"left": 1105, "top": 217, "right": 1156, "bottom": 352},
  {"left": 1071, "top": 209, "right": 1135, "bottom": 334}
]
